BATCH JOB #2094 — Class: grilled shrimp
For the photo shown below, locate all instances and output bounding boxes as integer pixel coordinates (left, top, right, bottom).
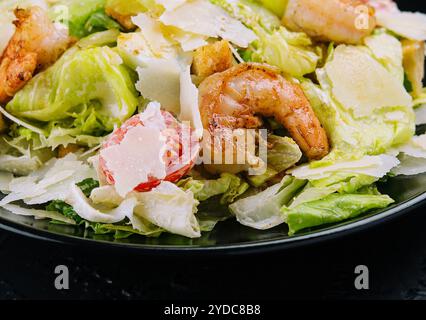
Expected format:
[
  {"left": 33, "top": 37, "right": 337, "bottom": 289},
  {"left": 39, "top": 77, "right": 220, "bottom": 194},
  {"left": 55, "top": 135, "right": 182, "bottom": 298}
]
[
  {"left": 0, "top": 6, "right": 73, "bottom": 104},
  {"left": 283, "top": 0, "right": 376, "bottom": 44},
  {"left": 198, "top": 63, "right": 330, "bottom": 161}
]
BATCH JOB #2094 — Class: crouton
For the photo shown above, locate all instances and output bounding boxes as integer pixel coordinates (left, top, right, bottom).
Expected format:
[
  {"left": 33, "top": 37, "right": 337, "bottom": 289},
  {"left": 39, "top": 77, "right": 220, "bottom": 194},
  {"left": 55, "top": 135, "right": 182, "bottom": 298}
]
[{"left": 192, "top": 40, "right": 234, "bottom": 78}]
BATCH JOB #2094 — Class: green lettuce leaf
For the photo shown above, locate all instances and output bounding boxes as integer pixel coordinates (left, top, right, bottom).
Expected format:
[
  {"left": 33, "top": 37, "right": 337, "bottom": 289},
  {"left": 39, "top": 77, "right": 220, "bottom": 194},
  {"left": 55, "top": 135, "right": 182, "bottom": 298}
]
[
  {"left": 230, "top": 176, "right": 306, "bottom": 230},
  {"left": 6, "top": 42, "right": 138, "bottom": 149},
  {"left": 246, "top": 135, "right": 302, "bottom": 187},
  {"left": 282, "top": 192, "right": 394, "bottom": 235},
  {"left": 50, "top": 0, "right": 121, "bottom": 38},
  {"left": 255, "top": 0, "right": 288, "bottom": 17},
  {"left": 267, "top": 135, "right": 302, "bottom": 172},
  {"left": 105, "top": 0, "right": 163, "bottom": 17},
  {"left": 210, "top": 0, "right": 320, "bottom": 77},
  {"left": 178, "top": 173, "right": 249, "bottom": 205}
]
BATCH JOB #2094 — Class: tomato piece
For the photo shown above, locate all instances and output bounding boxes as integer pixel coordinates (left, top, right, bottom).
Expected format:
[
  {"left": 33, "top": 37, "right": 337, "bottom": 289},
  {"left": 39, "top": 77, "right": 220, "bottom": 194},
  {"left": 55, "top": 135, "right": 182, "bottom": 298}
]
[{"left": 100, "top": 109, "right": 200, "bottom": 192}]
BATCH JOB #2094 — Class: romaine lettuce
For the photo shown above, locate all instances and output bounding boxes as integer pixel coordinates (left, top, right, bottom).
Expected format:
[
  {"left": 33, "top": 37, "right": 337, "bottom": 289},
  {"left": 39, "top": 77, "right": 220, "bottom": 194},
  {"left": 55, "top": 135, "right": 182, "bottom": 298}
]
[
  {"left": 283, "top": 192, "right": 394, "bottom": 235},
  {"left": 178, "top": 173, "right": 249, "bottom": 205},
  {"left": 230, "top": 176, "right": 306, "bottom": 230},
  {"left": 6, "top": 43, "right": 138, "bottom": 149},
  {"left": 50, "top": 0, "right": 120, "bottom": 38},
  {"left": 105, "top": 0, "right": 163, "bottom": 18},
  {"left": 210, "top": 0, "right": 319, "bottom": 77},
  {"left": 255, "top": 0, "right": 288, "bottom": 18}
]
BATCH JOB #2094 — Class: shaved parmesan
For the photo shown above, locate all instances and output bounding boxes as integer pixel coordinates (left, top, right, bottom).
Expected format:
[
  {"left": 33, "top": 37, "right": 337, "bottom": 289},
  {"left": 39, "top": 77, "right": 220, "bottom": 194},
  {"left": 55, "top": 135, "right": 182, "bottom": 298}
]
[
  {"left": 179, "top": 65, "right": 203, "bottom": 136},
  {"left": 159, "top": 0, "right": 257, "bottom": 48},
  {"left": 289, "top": 155, "right": 400, "bottom": 180},
  {"left": 136, "top": 58, "right": 182, "bottom": 114},
  {"left": 172, "top": 31, "right": 208, "bottom": 52},
  {"left": 100, "top": 104, "right": 168, "bottom": 197},
  {"left": 0, "top": 154, "right": 41, "bottom": 176},
  {"left": 2, "top": 204, "right": 76, "bottom": 225},
  {"left": 0, "top": 154, "right": 96, "bottom": 206},
  {"left": 376, "top": 11, "right": 426, "bottom": 41},
  {"left": 131, "top": 13, "right": 176, "bottom": 57},
  {"left": 324, "top": 45, "right": 412, "bottom": 118}
]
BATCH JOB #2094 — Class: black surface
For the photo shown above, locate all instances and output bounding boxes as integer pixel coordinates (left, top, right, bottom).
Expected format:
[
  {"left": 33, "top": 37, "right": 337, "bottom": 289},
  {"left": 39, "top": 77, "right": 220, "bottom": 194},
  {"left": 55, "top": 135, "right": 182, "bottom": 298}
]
[{"left": 1, "top": 202, "right": 426, "bottom": 300}]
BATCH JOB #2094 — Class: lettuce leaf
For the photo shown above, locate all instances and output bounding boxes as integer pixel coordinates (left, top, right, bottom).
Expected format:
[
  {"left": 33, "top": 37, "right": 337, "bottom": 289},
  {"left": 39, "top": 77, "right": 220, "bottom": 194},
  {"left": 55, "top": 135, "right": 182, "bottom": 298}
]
[
  {"left": 230, "top": 176, "right": 306, "bottom": 230},
  {"left": 50, "top": 0, "right": 120, "bottom": 38},
  {"left": 178, "top": 173, "right": 249, "bottom": 205},
  {"left": 133, "top": 181, "right": 201, "bottom": 238},
  {"left": 283, "top": 192, "right": 394, "bottom": 235},
  {"left": 210, "top": 0, "right": 319, "bottom": 77},
  {"left": 105, "top": 0, "right": 163, "bottom": 18},
  {"left": 255, "top": 0, "right": 287, "bottom": 18},
  {"left": 6, "top": 43, "right": 138, "bottom": 149},
  {"left": 267, "top": 135, "right": 302, "bottom": 172}
]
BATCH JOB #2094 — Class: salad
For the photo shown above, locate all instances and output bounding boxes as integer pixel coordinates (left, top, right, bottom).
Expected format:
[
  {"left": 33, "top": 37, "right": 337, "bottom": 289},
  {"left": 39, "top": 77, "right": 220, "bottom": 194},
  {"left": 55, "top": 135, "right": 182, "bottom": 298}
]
[{"left": 0, "top": 0, "right": 426, "bottom": 239}]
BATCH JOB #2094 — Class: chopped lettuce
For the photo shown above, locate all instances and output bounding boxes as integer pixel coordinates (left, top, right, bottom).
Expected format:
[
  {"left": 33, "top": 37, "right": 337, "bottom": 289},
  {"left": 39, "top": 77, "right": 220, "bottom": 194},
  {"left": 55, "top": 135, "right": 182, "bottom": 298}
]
[
  {"left": 6, "top": 43, "right": 138, "bottom": 149},
  {"left": 133, "top": 181, "right": 201, "bottom": 238},
  {"left": 289, "top": 155, "right": 400, "bottom": 181},
  {"left": 65, "top": 183, "right": 138, "bottom": 223},
  {"left": 246, "top": 166, "right": 278, "bottom": 188},
  {"left": 246, "top": 135, "right": 301, "bottom": 187},
  {"left": 105, "top": 0, "right": 163, "bottom": 18},
  {"left": 267, "top": 135, "right": 302, "bottom": 172},
  {"left": 178, "top": 173, "right": 249, "bottom": 205},
  {"left": 50, "top": 0, "right": 120, "bottom": 38},
  {"left": 211, "top": 0, "right": 319, "bottom": 77},
  {"left": 0, "top": 154, "right": 97, "bottom": 206},
  {"left": 0, "top": 133, "right": 55, "bottom": 175},
  {"left": 230, "top": 176, "right": 306, "bottom": 230},
  {"left": 255, "top": 0, "right": 287, "bottom": 18},
  {"left": 84, "top": 10, "right": 122, "bottom": 34},
  {"left": 283, "top": 192, "right": 394, "bottom": 235},
  {"left": 392, "top": 133, "right": 426, "bottom": 176}
]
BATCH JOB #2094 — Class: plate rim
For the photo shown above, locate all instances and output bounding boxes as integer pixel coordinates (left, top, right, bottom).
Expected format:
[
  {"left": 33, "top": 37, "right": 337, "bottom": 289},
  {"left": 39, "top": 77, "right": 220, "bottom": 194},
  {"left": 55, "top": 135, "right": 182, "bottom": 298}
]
[{"left": 0, "top": 190, "right": 425, "bottom": 254}]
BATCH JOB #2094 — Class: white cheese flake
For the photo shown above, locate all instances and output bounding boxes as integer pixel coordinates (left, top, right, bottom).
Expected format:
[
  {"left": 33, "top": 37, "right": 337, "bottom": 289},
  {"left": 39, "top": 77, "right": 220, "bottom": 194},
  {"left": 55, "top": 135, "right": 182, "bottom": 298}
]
[
  {"left": 159, "top": 0, "right": 257, "bottom": 48},
  {"left": 100, "top": 105, "right": 168, "bottom": 197},
  {"left": 324, "top": 45, "right": 412, "bottom": 118}
]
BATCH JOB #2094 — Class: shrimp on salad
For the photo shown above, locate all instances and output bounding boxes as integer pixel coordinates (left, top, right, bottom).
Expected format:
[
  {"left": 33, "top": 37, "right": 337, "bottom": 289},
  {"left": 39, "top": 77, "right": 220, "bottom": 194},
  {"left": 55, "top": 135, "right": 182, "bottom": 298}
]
[
  {"left": 283, "top": 0, "right": 377, "bottom": 44},
  {"left": 0, "top": 6, "right": 73, "bottom": 104},
  {"left": 198, "top": 63, "right": 330, "bottom": 163}
]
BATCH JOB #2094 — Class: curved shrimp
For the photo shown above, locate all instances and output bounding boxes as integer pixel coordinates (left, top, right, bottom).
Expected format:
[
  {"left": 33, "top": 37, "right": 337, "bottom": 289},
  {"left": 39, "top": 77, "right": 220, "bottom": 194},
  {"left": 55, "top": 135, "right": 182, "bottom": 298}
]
[
  {"left": 0, "top": 6, "right": 73, "bottom": 104},
  {"left": 198, "top": 63, "right": 330, "bottom": 161},
  {"left": 283, "top": 0, "right": 377, "bottom": 44}
]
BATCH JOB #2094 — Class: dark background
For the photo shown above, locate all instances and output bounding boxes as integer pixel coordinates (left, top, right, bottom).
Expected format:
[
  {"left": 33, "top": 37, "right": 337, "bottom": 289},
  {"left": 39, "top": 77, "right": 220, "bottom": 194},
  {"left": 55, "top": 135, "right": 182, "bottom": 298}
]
[{"left": 1, "top": 0, "right": 426, "bottom": 301}]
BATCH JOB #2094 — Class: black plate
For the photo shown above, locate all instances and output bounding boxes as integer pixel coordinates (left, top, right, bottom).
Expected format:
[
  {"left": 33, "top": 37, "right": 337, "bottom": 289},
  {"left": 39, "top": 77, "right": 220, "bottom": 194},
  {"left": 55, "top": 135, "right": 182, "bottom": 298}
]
[
  {"left": 1, "top": 173, "right": 426, "bottom": 253},
  {"left": 0, "top": 0, "right": 424, "bottom": 253}
]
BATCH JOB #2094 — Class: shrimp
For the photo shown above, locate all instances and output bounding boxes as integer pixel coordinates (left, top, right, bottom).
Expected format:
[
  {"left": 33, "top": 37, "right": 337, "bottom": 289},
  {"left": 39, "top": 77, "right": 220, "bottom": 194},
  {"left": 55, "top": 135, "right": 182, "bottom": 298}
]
[
  {"left": 283, "top": 0, "right": 377, "bottom": 44},
  {"left": 0, "top": 6, "right": 73, "bottom": 104},
  {"left": 198, "top": 63, "right": 330, "bottom": 161}
]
